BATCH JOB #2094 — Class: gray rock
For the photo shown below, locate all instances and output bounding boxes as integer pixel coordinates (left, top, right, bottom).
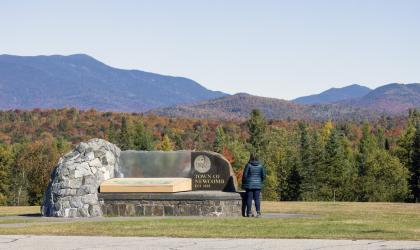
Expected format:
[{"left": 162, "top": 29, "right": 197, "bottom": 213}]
[
  {"left": 88, "top": 158, "right": 102, "bottom": 168},
  {"left": 41, "top": 138, "right": 120, "bottom": 218},
  {"left": 81, "top": 194, "right": 97, "bottom": 205},
  {"left": 83, "top": 151, "right": 95, "bottom": 161},
  {"left": 65, "top": 208, "right": 78, "bottom": 218},
  {"left": 61, "top": 178, "right": 82, "bottom": 189},
  {"left": 74, "top": 162, "right": 91, "bottom": 178},
  {"left": 89, "top": 205, "right": 102, "bottom": 217},
  {"left": 57, "top": 189, "right": 77, "bottom": 196},
  {"left": 69, "top": 197, "right": 82, "bottom": 208},
  {"left": 78, "top": 207, "right": 89, "bottom": 217},
  {"left": 83, "top": 175, "right": 96, "bottom": 185}
]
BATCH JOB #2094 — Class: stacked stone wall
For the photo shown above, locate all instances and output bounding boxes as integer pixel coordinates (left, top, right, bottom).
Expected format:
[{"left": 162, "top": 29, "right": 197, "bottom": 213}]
[
  {"left": 100, "top": 199, "right": 241, "bottom": 217},
  {"left": 41, "top": 139, "right": 120, "bottom": 217}
]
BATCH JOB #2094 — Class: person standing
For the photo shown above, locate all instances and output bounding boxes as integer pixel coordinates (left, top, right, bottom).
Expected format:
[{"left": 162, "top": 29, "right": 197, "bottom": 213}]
[{"left": 241, "top": 153, "right": 266, "bottom": 218}]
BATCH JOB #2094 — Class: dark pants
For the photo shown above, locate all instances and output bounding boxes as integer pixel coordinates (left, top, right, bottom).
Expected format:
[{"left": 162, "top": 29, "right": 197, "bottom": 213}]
[{"left": 246, "top": 189, "right": 261, "bottom": 215}]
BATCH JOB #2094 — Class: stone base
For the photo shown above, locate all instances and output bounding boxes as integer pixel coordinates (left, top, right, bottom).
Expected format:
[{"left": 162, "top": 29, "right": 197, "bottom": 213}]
[{"left": 98, "top": 191, "right": 242, "bottom": 217}]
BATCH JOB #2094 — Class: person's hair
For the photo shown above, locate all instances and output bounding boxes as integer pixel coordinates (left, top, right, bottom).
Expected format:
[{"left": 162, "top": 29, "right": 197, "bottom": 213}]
[{"left": 249, "top": 152, "right": 259, "bottom": 162}]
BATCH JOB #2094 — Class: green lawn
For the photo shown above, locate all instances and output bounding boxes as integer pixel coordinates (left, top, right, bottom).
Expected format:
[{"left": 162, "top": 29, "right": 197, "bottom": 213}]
[
  {"left": 0, "top": 206, "right": 40, "bottom": 217},
  {"left": 0, "top": 202, "right": 419, "bottom": 240}
]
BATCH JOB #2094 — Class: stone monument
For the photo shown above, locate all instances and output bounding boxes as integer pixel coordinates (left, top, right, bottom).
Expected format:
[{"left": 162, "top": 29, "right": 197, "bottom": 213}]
[
  {"left": 41, "top": 138, "right": 242, "bottom": 218},
  {"left": 41, "top": 139, "right": 120, "bottom": 217}
]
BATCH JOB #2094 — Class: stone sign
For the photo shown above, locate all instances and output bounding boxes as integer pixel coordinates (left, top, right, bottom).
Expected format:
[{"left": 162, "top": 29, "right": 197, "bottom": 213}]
[
  {"left": 42, "top": 139, "right": 239, "bottom": 218},
  {"left": 117, "top": 150, "right": 237, "bottom": 192},
  {"left": 191, "top": 152, "right": 237, "bottom": 192}
]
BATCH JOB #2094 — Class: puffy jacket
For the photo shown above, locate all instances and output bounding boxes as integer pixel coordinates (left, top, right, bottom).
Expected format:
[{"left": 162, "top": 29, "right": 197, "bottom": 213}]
[{"left": 241, "top": 160, "right": 266, "bottom": 190}]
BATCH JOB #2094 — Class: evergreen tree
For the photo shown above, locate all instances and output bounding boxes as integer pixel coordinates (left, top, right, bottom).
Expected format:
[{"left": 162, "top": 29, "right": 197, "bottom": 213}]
[
  {"left": 214, "top": 125, "right": 227, "bottom": 153},
  {"left": 132, "top": 121, "right": 154, "bottom": 151},
  {"left": 318, "top": 129, "right": 351, "bottom": 201},
  {"left": 303, "top": 131, "right": 324, "bottom": 200},
  {"left": 357, "top": 123, "right": 377, "bottom": 177},
  {"left": 107, "top": 122, "right": 117, "bottom": 144},
  {"left": 282, "top": 163, "right": 301, "bottom": 201},
  {"left": 410, "top": 124, "right": 420, "bottom": 202},
  {"left": 246, "top": 109, "right": 267, "bottom": 156},
  {"left": 297, "top": 123, "right": 314, "bottom": 200},
  {"left": 396, "top": 109, "right": 420, "bottom": 168},
  {"left": 118, "top": 116, "right": 132, "bottom": 150}
]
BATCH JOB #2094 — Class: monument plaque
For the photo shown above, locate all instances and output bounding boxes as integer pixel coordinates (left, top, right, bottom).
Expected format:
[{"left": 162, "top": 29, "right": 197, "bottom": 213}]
[{"left": 191, "top": 152, "right": 236, "bottom": 191}]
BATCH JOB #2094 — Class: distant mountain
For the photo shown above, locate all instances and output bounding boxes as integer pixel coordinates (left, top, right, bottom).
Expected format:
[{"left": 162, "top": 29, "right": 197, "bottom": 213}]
[
  {"left": 0, "top": 54, "right": 226, "bottom": 112},
  {"left": 149, "top": 93, "right": 377, "bottom": 121},
  {"left": 293, "top": 84, "right": 372, "bottom": 104},
  {"left": 342, "top": 83, "right": 420, "bottom": 113}
]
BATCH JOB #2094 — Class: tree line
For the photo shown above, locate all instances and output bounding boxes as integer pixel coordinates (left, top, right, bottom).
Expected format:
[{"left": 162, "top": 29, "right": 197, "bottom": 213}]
[{"left": 0, "top": 108, "right": 418, "bottom": 205}]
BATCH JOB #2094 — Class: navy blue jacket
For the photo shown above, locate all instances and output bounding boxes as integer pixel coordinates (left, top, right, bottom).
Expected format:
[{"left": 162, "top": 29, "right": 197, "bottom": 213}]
[{"left": 241, "top": 161, "right": 266, "bottom": 190}]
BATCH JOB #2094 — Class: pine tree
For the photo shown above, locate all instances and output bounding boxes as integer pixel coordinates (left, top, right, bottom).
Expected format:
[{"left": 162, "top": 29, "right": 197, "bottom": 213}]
[
  {"left": 246, "top": 109, "right": 267, "bottom": 156},
  {"left": 410, "top": 124, "right": 420, "bottom": 202},
  {"left": 396, "top": 109, "right": 420, "bottom": 168},
  {"left": 132, "top": 121, "right": 154, "bottom": 151},
  {"left": 118, "top": 116, "right": 131, "bottom": 150},
  {"left": 303, "top": 131, "right": 324, "bottom": 200},
  {"left": 318, "top": 129, "right": 351, "bottom": 201},
  {"left": 214, "top": 125, "right": 227, "bottom": 153},
  {"left": 357, "top": 123, "right": 376, "bottom": 177},
  {"left": 298, "top": 123, "right": 314, "bottom": 200},
  {"left": 107, "top": 122, "right": 117, "bottom": 144},
  {"left": 283, "top": 163, "right": 301, "bottom": 201}
]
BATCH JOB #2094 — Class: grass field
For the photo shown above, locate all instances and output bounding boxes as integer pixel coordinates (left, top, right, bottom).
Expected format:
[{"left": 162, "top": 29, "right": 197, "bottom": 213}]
[{"left": 0, "top": 202, "right": 419, "bottom": 240}]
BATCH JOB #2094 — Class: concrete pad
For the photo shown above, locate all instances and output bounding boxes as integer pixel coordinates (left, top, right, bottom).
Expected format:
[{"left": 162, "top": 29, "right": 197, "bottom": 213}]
[{"left": 0, "top": 235, "right": 419, "bottom": 250}]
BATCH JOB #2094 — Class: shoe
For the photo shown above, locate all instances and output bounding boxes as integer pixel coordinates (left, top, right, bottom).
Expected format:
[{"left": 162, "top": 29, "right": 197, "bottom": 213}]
[{"left": 256, "top": 212, "right": 261, "bottom": 218}]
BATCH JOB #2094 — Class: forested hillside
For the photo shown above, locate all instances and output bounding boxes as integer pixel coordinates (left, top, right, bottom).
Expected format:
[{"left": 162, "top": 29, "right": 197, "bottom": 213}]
[
  {"left": 150, "top": 93, "right": 378, "bottom": 121},
  {"left": 342, "top": 83, "right": 420, "bottom": 113},
  {"left": 0, "top": 108, "right": 419, "bottom": 205},
  {"left": 293, "top": 84, "right": 372, "bottom": 104}
]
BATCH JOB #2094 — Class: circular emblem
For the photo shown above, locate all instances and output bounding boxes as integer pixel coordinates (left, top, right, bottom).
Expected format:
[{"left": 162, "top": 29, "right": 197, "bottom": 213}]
[{"left": 194, "top": 155, "right": 211, "bottom": 173}]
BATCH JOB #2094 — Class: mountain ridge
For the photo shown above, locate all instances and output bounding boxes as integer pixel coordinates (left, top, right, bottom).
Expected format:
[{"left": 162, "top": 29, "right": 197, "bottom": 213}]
[
  {"left": 149, "top": 93, "right": 377, "bottom": 121},
  {"left": 293, "top": 84, "right": 372, "bottom": 104},
  {"left": 340, "top": 83, "right": 420, "bottom": 113},
  {"left": 0, "top": 54, "right": 227, "bottom": 112}
]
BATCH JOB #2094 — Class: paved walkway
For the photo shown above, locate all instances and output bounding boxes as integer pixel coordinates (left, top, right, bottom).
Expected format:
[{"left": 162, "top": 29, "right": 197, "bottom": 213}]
[{"left": 0, "top": 235, "right": 419, "bottom": 250}]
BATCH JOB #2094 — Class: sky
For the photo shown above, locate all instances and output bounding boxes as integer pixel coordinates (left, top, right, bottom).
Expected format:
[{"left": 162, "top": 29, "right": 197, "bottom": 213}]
[{"left": 1, "top": 1, "right": 420, "bottom": 100}]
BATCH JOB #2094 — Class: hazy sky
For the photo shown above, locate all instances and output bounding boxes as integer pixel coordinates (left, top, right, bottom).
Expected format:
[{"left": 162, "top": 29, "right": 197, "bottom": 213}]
[{"left": 1, "top": 1, "right": 420, "bottom": 99}]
